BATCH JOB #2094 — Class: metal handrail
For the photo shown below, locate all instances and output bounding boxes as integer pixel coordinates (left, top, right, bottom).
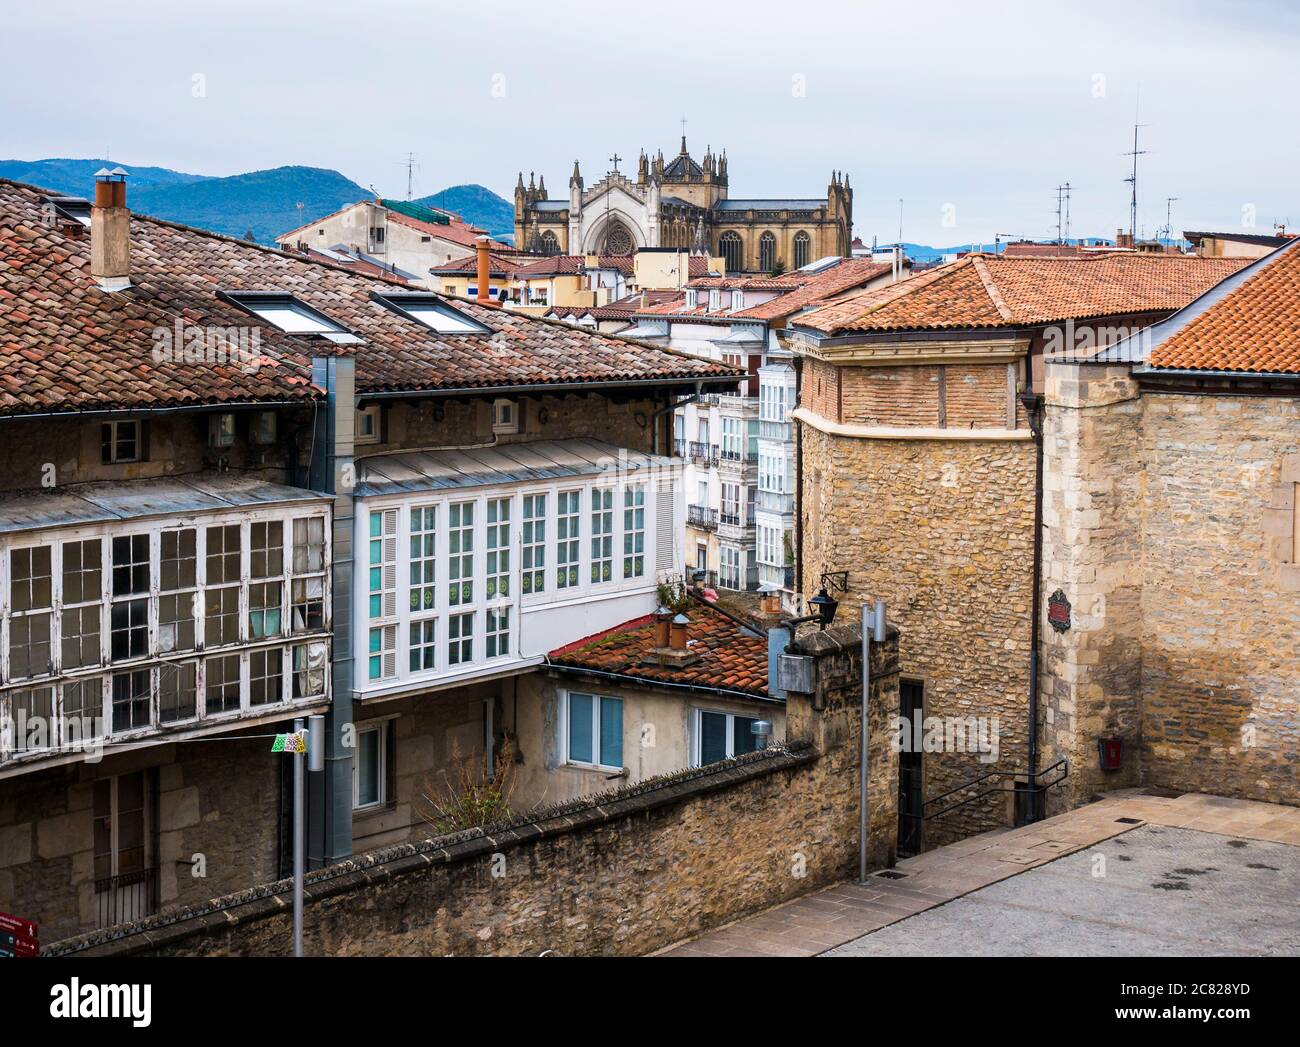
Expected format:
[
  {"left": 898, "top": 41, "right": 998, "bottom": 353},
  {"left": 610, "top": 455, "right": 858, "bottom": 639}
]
[{"left": 923, "top": 758, "right": 1068, "bottom": 822}]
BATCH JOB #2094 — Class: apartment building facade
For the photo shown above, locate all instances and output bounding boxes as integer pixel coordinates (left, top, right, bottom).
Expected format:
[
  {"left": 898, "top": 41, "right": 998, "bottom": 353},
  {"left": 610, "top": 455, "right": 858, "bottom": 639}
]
[{"left": 0, "top": 174, "right": 741, "bottom": 942}]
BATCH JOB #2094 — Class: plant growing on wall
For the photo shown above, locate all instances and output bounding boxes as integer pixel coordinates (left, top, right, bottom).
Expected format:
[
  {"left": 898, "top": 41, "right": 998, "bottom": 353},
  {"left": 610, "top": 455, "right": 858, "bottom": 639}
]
[
  {"left": 418, "top": 735, "right": 519, "bottom": 835},
  {"left": 655, "top": 574, "right": 692, "bottom": 612}
]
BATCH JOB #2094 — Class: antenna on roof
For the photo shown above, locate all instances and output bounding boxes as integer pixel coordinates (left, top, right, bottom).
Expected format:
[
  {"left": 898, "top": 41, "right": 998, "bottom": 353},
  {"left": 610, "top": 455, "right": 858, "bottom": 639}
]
[
  {"left": 1123, "top": 122, "right": 1149, "bottom": 241},
  {"left": 400, "top": 152, "right": 420, "bottom": 200},
  {"left": 1162, "top": 197, "right": 1179, "bottom": 248},
  {"left": 1055, "top": 183, "right": 1072, "bottom": 244}
]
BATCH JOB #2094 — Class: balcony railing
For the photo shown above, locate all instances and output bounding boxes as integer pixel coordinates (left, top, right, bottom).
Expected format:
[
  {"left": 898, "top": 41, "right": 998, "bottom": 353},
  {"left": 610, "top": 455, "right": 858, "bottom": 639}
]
[
  {"left": 687, "top": 505, "right": 718, "bottom": 531},
  {"left": 95, "top": 867, "right": 159, "bottom": 929},
  {"left": 719, "top": 511, "right": 741, "bottom": 527},
  {"left": 687, "top": 441, "right": 720, "bottom": 467}
]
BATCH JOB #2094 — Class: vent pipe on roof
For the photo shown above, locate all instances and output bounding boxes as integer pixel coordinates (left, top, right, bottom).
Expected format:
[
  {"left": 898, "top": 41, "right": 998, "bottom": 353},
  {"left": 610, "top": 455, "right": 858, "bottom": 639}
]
[{"left": 91, "top": 167, "right": 131, "bottom": 291}]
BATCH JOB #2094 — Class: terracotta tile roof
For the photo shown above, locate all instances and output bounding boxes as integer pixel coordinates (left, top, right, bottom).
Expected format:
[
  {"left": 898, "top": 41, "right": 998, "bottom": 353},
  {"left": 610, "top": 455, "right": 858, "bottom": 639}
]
[
  {"left": 386, "top": 208, "right": 494, "bottom": 250},
  {"left": 1145, "top": 239, "right": 1300, "bottom": 374},
  {"left": 514, "top": 255, "right": 586, "bottom": 277},
  {"left": 688, "top": 256, "right": 715, "bottom": 278},
  {"left": 593, "top": 290, "right": 681, "bottom": 319},
  {"left": 593, "top": 254, "right": 635, "bottom": 275},
  {"left": 0, "top": 178, "right": 741, "bottom": 414},
  {"left": 795, "top": 254, "right": 1251, "bottom": 335},
  {"left": 548, "top": 601, "right": 770, "bottom": 700},
  {"left": 686, "top": 273, "right": 807, "bottom": 291},
  {"left": 731, "top": 258, "right": 895, "bottom": 322},
  {"left": 431, "top": 251, "right": 532, "bottom": 277}
]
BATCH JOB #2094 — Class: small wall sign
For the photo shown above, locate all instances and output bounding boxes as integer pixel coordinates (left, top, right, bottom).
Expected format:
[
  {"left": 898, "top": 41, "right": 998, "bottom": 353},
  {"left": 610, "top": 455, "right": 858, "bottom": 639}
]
[{"left": 1047, "top": 589, "right": 1072, "bottom": 633}]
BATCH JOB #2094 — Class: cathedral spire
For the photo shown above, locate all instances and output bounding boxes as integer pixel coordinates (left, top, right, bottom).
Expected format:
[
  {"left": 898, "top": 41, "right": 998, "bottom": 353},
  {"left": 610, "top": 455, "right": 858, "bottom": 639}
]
[{"left": 570, "top": 159, "right": 582, "bottom": 186}]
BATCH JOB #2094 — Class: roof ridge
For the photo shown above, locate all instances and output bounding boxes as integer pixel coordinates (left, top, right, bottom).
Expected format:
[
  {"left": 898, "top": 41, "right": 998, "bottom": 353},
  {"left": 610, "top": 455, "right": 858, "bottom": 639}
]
[{"left": 971, "top": 255, "right": 1015, "bottom": 322}]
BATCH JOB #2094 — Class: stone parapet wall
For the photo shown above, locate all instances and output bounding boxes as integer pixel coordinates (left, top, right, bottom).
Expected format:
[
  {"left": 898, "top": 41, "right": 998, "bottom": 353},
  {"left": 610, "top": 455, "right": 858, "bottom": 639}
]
[{"left": 46, "top": 627, "right": 899, "bottom": 957}]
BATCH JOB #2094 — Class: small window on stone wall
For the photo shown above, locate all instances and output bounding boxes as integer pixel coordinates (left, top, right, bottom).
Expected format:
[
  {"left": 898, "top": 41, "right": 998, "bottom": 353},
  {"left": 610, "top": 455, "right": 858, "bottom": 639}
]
[{"left": 1269, "top": 453, "right": 1300, "bottom": 593}]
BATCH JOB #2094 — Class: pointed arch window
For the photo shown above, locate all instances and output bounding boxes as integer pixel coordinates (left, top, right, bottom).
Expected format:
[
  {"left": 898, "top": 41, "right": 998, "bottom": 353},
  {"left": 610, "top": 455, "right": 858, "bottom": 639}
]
[
  {"left": 540, "top": 231, "right": 559, "bottom": 256},
  {"left": 793, "top": 231, "right": 811, "bottom": 269},
  {"left": 759, "top": 232, "right": 777, "bottom": 273},
  {"left": 719, "top": 232, "right": 743, "bottom": 274}
]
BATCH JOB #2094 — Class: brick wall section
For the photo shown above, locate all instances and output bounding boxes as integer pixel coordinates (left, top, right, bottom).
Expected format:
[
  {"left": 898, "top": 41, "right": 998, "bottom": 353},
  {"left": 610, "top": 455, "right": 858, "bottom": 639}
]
[
  {"left": 800, "top": 422, "right": 1036, "bottom": 843},
  {"left": 46, "top": 627, "right": 900, "bottom": 957},
  {"left": 803, "top": 358, "right": 841, "bottom": 423},
  {"left": 945, "top": 363, "right": 1012, "bottom": 429},
  {"left": 841, "top": 365, "right": 940, "bottom": 427},
  {"left": 1042, "top": 363, "right": 1300, "bottom": 809}
]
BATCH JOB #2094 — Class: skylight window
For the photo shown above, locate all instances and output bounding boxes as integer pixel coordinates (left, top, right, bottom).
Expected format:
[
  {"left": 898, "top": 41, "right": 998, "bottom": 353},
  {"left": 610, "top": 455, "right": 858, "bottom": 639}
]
[
  {"left": 221, "top": 292, "right": 362, "bottom": 343},
  {"left": 370, "top": 292, "right": 491, "bottom": 335}
]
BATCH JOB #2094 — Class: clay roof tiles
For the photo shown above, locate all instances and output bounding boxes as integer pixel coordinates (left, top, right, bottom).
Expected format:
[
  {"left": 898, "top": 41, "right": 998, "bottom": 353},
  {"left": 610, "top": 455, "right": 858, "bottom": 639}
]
[
  {"left": 0, "top": 178, "right": 739, "bottom": 416},
  {"left": 795, "top": 254, "right": 1251, "bottom": 335},
  {"left": 548, "top": 600, "right": 770, "bottom": 700},
  {"left": 1145, "top": 238, "right": 1300, "bottom": 375}
]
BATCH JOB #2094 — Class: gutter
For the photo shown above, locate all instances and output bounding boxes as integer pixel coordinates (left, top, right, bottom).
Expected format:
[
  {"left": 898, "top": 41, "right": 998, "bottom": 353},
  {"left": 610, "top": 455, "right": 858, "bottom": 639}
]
[
  {"left": 0, "top": 399, "right": 317, "bottom": 422},
  {"left": 356, "top": 375, "right": 740, "bottom": 401}
]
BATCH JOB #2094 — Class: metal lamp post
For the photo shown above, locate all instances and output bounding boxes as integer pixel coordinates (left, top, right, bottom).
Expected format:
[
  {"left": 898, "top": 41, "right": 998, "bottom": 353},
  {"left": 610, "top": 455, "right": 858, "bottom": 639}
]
[{"left": 859, "top": 600, "right": 887, "bottom": 884}]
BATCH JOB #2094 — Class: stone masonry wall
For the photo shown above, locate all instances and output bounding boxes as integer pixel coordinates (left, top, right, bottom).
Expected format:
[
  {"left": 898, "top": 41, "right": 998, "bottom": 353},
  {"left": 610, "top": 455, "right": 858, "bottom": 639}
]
[
  {"left": 801, "top": 423, "right": 1036, "bottom": 844},
  {"left": 0, "top": 732, "right": 283, "bottom": 943},
  {"left": 1042, "top": 363, "right": 1300, "bottom": 809},
  {"left": 1040, "top": 364, "right": 1146, "bottom": 809},
  {"left": 47, "top": 626, "right": 899, "bottom": 957},
  {"left": 1139, "top": 389, "right": 1300, "bottom": 802}
]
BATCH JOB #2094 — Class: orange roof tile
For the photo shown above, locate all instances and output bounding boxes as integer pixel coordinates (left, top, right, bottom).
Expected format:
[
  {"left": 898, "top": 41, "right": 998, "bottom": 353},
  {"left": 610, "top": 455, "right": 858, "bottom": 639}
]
[
  {"left": 796, "top": 254, "right": 1251, "bottom": 335},
  {"left": 1145, "top": 239, "right": 1300, "bottom": 374},
  {"left": 548, "top": 601, "right": 771, "bottom": 700}
]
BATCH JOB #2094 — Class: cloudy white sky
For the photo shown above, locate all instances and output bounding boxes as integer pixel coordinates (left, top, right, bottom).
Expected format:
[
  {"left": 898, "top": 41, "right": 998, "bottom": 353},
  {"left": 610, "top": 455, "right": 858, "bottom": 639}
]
[{"left": 4, "top": 0, "right": 1296, "bottom": 244}]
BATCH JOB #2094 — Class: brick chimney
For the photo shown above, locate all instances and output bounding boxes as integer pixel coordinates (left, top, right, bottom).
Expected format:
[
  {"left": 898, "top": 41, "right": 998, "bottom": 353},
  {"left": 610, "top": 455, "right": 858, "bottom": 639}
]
[
  {"left": 91, "top": 168, "right": 131, "bottom": 291},
  {"left": 475, "top": 235, "right": 498, "bottom": 308}
]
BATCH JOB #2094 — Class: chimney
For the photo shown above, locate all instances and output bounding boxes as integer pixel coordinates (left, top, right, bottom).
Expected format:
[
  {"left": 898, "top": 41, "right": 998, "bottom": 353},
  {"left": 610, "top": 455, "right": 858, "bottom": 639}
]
[
  {"left": 91, "top": 168, "right": 131, "bottom": 291},
  {"left": 640, "top": 611, "right": 699, "bottom": 669},
  {"left": 669, "top": 613, "right": 690, "bottom": 650},
  {"left": 474, "top": 235, "right": 497, "bottom": 308}
]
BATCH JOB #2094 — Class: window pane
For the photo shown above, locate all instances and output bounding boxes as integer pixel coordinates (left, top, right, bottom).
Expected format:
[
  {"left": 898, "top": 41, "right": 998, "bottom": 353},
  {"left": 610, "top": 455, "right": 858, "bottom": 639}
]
[
  {"left": 568, "top": 693, "right": 593, "bottom": 764},
  {"left": 733, "top": 716, "right": 758, "bottom": 756},
  {"left": 700, "top": 711, "right": 728, "bottom": 764},
  {"left": 356, "top": 730, "right": 380, "bottom": 807},
  {"left": 599, "top": 697, "right": 623, "bottom": 768}
]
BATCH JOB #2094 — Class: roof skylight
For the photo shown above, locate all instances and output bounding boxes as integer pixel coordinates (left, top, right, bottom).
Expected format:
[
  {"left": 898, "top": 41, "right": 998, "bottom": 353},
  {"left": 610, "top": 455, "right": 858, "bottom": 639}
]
[
  {"left": 371, "top": 292, "right": 491, "bottom": 335},
  {"left": 221, "top": 292, "right": 362, "bottom": 343}
]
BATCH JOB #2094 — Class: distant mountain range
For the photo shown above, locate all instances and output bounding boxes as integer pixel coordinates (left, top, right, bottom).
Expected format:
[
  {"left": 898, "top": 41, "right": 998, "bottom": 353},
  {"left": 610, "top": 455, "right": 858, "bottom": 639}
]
[{"left": 0, "top": 158, "right": 517, "bottom": 244}]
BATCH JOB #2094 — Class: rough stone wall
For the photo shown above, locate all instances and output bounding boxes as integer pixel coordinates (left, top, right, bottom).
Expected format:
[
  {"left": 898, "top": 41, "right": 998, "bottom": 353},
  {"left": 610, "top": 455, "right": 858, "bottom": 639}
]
[
  {"left": 1138, "top": 390, "right": 1300, "bottom": 802},
  {"left": 1041, "top": 363, "right": 1300, "bottom": 809},
  {"left": 0, "top": 734, "right": 282, "bottom": 943},
  {"left": 800, "top": 423, "right": 1036, "bottom": 843},
  {"left": 0, "top": 407, "right": 313, "bottom": 494},
  {"left": 48, "top": 627, "right": 899, "bottom": 957},
  {"left": 365, "top": 394, "right": 662, "bottom": 457},
  {"left": 1040, "top": 364, "right": 1146, "bottom": 809}
]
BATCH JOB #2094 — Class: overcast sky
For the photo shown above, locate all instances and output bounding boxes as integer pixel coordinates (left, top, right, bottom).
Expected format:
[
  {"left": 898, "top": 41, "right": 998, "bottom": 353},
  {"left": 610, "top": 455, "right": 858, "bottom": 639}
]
[{"left": 4, "top": 0, "right": 1296, "bottom": 245}]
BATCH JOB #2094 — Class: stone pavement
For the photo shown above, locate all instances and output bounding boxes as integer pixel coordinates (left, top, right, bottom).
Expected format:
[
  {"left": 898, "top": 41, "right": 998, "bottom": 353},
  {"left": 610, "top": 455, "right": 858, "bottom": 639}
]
[{"left": 655, "top": 791, "right": 1300, "bottom": 957}]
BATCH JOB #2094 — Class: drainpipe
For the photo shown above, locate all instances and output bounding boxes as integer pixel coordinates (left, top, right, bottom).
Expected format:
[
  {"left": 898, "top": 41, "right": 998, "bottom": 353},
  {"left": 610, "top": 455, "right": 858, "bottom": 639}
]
[
  {"left": 1020, "top": 390, "right": 1045, "bottom": 823},
  {"left": 310, "top": 355, "right": 356, "bottom": 867}
]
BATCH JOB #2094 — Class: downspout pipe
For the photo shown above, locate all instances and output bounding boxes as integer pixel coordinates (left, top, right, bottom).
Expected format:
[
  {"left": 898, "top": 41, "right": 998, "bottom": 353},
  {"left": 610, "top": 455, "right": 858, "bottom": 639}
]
[{"left": 1020, "top": 390, "right": 1045, "bottom": 823}]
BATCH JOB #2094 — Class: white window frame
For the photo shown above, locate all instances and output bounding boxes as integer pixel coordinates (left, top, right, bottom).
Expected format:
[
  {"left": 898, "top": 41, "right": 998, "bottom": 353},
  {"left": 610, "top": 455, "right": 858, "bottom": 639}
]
[
  {"left": 492, "top": 399, "right": 519, "bottom": 435},
  {"left": 101, "top": 419, "right": 142, "bottom": 464},
  {"left": 352, "top": 720, "right": 390, "bottom": 811},
  {"left": 690, "top": 707, "right": 761, "bottom": 767},
  {"left": 561, "top": 689, "right": 624, "bottom": 772}
]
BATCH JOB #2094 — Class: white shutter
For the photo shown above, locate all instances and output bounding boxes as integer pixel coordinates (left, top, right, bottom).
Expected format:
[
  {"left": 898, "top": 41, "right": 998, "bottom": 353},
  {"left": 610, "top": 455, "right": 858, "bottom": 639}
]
[{"left": 655, "top": 481, "right": 676, "bottom": 573}]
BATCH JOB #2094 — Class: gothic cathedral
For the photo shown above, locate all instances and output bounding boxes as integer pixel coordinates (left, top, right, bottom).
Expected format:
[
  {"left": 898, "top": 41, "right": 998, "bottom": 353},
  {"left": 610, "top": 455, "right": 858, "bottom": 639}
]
[{"left": 513, "top": 138, "right": 852, "bottom": 274}]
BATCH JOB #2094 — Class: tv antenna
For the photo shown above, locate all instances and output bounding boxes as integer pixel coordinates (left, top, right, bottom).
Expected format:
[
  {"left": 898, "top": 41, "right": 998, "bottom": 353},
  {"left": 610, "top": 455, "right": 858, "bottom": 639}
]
[
  {"left": 1123, "top": 123, "right": 1149, "bottom": 241},
  {"left": 400, "top": 153, "right": 419, "bottom": 200},
  {"left": 1055, "top": 183, "right": 1073, "bottom": 244}
]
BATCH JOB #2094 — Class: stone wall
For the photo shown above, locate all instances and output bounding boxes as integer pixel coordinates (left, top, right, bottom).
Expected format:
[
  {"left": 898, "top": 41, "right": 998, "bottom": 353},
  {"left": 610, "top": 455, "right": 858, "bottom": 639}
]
[
  {"left": 0, "top": 730, "right": 284, "bottom": 943},
  {"left": 1039, "top": 364, "right": 1146, "bottom": 808},
  {"left": 47, "top": 625, "right": 898, "bottom": 957},
  {"left": 800, "top": 421, "right": 1037, "bottom": 844},
  {"left": 1041, "top": 362, "right": 1300, "bottom": 809}
]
